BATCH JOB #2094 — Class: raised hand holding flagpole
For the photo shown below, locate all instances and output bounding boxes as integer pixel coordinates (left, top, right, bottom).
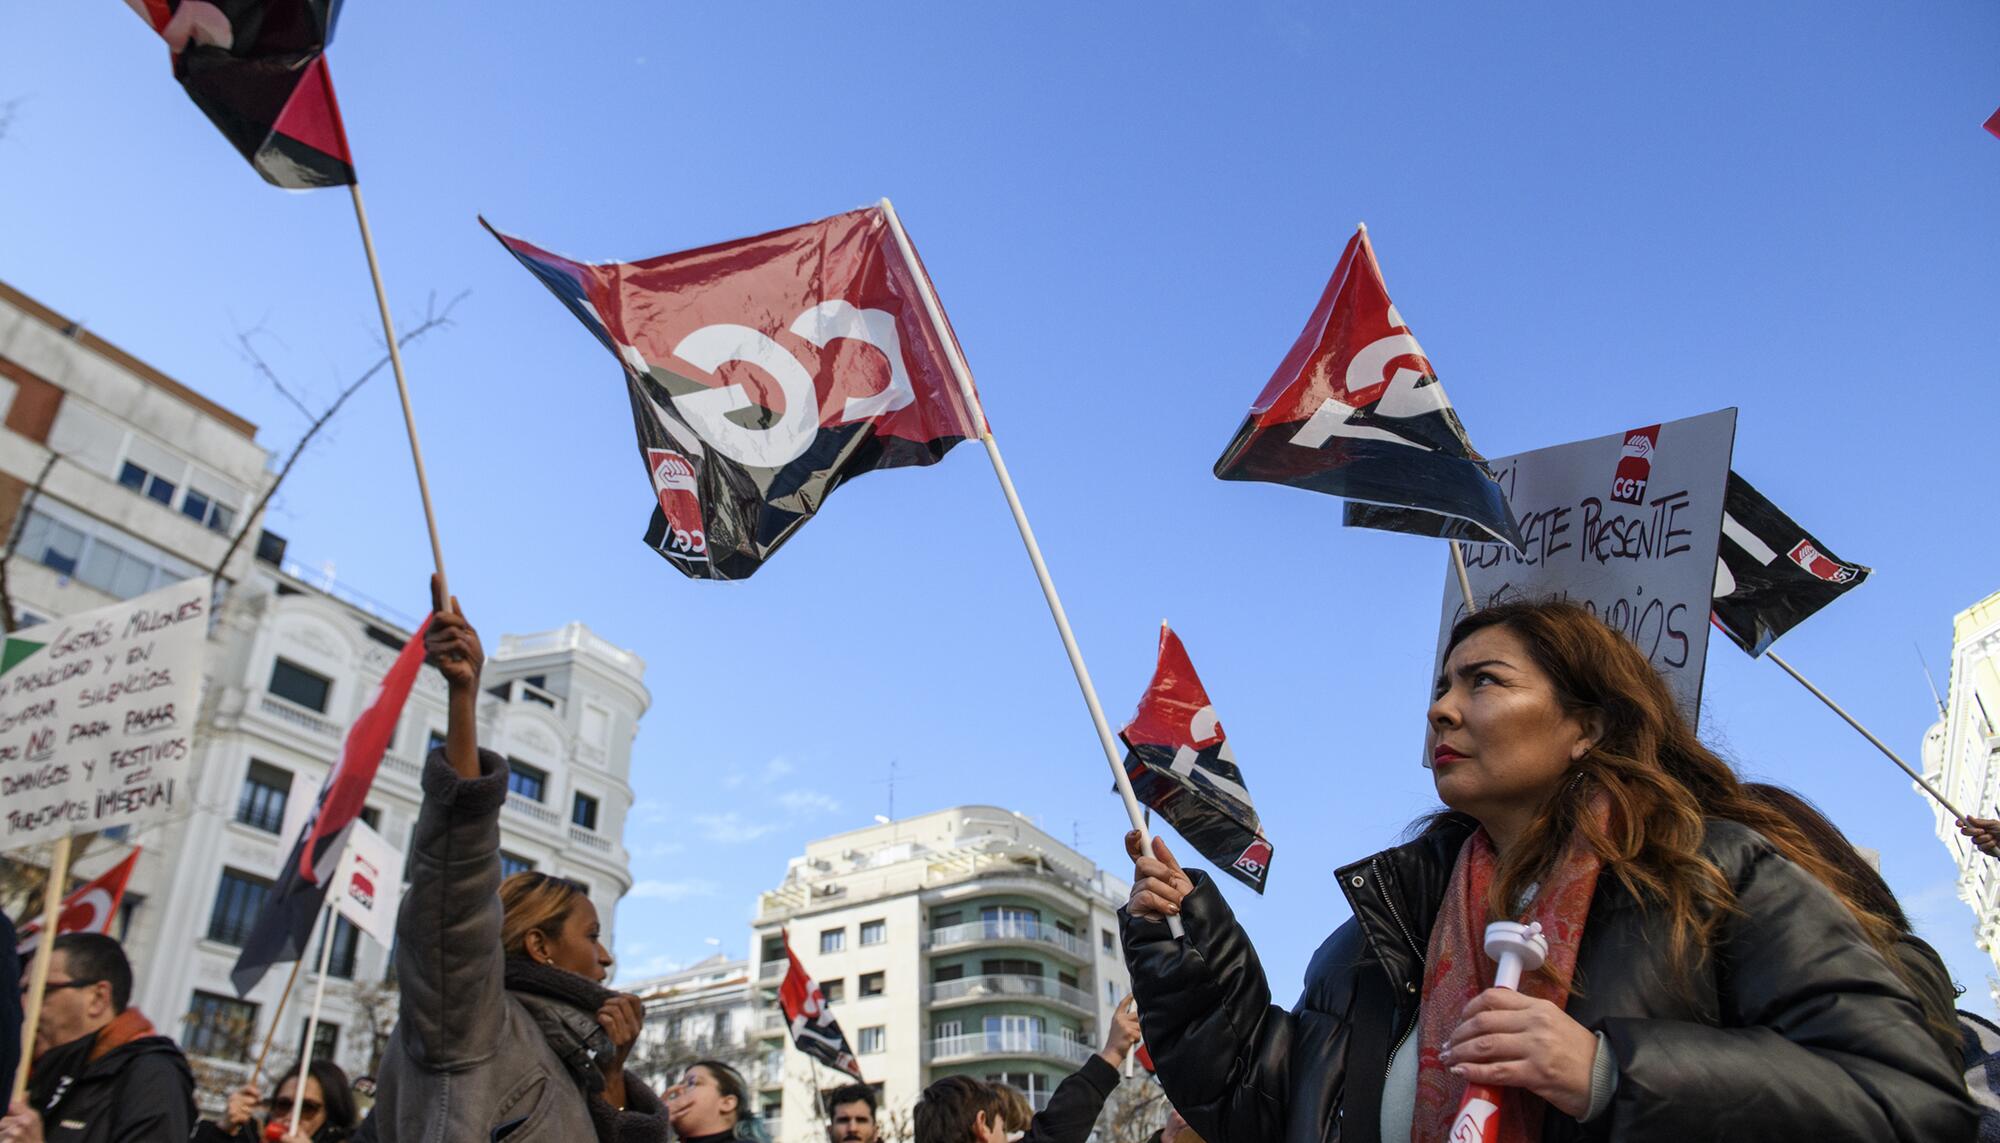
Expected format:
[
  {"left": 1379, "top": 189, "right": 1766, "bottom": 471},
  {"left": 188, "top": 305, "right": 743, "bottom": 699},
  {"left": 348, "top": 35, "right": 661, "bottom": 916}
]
[{"left": 878, "top": 198, "right": 1183, "bottom": 937}]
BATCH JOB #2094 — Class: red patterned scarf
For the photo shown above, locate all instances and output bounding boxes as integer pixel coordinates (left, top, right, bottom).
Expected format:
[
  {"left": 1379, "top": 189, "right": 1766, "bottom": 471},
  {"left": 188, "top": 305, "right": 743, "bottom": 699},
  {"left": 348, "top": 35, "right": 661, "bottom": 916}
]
[{"left": 1409, "top": 819, "right": 1602, "bottom": 1143}]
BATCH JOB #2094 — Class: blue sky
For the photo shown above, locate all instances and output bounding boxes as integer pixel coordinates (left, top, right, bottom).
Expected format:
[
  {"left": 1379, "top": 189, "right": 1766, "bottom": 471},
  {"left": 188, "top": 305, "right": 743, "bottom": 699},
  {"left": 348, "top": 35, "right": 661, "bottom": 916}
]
[{"left": 5, "top": 3, "right": 1999, "bottom": 1013}]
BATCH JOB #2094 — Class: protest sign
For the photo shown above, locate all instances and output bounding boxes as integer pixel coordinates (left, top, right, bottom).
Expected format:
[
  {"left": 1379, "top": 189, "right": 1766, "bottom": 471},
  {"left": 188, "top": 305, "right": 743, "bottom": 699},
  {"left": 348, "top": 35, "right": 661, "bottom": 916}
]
[
  {"left": 330, "top": 819, "right": 404, "bottom": 948},
  {"left": 1434, "top": 409, "right": 1736, "bottom": 721},
  {"left": 0, "top": 578, "right": 208, "bottom": 850}
]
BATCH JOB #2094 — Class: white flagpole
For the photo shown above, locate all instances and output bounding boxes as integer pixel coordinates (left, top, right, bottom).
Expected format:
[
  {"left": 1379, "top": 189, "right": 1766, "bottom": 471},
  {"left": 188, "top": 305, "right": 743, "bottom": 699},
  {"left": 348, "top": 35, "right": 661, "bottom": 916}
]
[
  {"left": 1449, "top": 541, "right": 1478, "bottom": 613},
  {"left": 1765, "top": 651, "right": 1967, "bottom": 822},
  {"left": 290, "top": 900, "right": 340, "bottom": 1138},
  {"left": 879, "top": 198, "right": 1183, "bottom": 937}
]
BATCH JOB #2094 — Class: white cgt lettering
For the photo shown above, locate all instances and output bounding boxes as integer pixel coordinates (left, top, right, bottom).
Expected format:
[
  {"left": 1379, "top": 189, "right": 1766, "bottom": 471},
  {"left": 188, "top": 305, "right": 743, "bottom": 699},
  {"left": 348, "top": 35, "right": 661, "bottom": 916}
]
[
  {"left": 1289, "top": 310, "right": 1452, "bottom": 452},
  {"left": 667, "top": 305, "right": 911, "bottom": 469}
]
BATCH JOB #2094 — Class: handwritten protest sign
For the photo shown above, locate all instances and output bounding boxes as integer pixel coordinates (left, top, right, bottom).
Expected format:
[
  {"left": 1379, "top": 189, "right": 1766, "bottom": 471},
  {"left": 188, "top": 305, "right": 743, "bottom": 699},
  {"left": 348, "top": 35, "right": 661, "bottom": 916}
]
[
  {"left": 0, "top": 578, "right": 208, "bottom": 850},
  {"left": 1432, "top": 409, "right": 1736, "bottom": 721}
]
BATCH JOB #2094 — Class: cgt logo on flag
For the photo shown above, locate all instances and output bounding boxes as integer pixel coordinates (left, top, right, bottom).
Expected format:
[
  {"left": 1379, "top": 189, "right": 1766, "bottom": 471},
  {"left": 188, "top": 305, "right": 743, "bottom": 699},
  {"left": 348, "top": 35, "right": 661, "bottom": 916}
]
[
  {"left": 1788, "top": 540, "right": 1861, "bottom": 584},
  {"left": 647, "top": 448, "right": 707, "bottom": 561},
  {"left": 1610, "top": 425, "right": 1660, "bottom": 505},
  {"left": 1232, "top": 839, "right": 1273, "bottom": 882}
]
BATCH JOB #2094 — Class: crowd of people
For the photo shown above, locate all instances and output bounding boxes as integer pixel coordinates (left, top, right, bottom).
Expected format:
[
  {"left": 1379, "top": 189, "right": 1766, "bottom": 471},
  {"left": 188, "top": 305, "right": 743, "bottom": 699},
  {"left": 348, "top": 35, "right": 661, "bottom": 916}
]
[{"left": 7, "top": 587, "right": 2000, "bottom": 1139}]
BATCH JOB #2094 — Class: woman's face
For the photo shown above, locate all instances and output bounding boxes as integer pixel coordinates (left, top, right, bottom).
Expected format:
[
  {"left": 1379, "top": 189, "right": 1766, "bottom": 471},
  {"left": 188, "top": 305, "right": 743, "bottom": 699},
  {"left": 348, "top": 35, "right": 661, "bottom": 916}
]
[
  {"left": 272, "top": 1074, "right": 326, "bottom": 1136},
  {"left": 534, "top": 896, "right": 613, "bottom": 982},
  {"left": 667, "top": 1065, "right": 738, "bottom": 1137},
  {"left": 1428, "top": 625, "right": 1596, "bottom": 843}
]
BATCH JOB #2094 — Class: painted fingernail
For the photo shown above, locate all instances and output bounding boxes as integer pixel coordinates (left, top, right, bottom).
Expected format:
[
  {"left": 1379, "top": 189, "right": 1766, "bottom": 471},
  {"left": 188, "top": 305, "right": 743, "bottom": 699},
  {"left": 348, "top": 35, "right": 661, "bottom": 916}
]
[{"left": 1449, "top": 1065, "right": 1467, "bottom": 1077}]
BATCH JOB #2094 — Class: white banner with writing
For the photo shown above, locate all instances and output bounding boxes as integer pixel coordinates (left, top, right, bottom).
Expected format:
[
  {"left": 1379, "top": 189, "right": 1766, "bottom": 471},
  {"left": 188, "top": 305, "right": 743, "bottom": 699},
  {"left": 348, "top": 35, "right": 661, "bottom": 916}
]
[
  {"left": 0, "top": 578, "right": 208, "bottom": 850},
  {"left": 1436, "top": 408, "right": 1736, "bottom": 722}
]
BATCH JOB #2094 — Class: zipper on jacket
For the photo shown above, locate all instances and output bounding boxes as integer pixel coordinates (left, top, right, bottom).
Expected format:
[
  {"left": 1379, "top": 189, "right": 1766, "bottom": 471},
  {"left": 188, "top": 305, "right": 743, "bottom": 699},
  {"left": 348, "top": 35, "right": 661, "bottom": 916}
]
[{"left": 1370, "top": 854, "right": 1426, "bottom": 1089}]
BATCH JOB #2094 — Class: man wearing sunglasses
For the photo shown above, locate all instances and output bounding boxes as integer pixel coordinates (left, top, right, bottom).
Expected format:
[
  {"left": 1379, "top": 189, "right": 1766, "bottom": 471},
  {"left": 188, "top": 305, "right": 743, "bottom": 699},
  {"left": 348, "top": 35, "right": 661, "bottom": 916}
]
[{"left": 1, "top": 933, "right": 194, "bottom": 1143}]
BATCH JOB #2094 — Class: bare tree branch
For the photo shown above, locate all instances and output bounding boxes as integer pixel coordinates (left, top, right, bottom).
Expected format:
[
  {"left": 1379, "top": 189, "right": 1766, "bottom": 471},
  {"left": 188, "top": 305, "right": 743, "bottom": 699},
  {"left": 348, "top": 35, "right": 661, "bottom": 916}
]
[
  {"left": 210, "top": 290, "right": 468, "bottom": 584},
  {"left": 234, "top": 325, "right": 316, "bottom": 424}
]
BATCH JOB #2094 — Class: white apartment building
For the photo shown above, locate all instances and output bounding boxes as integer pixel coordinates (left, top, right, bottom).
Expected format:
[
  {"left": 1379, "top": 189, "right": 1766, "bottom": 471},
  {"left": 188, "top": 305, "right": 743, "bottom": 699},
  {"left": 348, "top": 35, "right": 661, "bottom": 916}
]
[
  {"left": 1922, "top": 587, "right": 2000, "bottom": 1000},
  {"left": 749, "top": 807, "right": 1133, "bottom": 1143},
  {"left": 627, "top": 954, "right": 756, "bottom": 1092}
]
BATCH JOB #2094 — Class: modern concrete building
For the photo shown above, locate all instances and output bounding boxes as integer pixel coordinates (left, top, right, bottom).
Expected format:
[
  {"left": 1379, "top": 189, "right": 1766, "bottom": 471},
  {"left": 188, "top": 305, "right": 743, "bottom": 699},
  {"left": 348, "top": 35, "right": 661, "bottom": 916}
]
[
  {"left": 749, "top": 807, "right": 1132, "bottom": 1141},
  {"left": 1922, "top": 588, "right": 2000, "bottom": 1001}
]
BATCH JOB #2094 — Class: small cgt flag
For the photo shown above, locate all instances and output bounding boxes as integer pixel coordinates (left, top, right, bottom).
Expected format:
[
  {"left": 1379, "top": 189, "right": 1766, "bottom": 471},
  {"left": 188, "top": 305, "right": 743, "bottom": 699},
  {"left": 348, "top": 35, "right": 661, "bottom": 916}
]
[
  {"left": 485, "top": 207, "right": 984, "bottom": 581},
  {"left": 124, "top": 0, "right": 355, "bottom": 188},
  {"left": 778, "top": 930, "right": 864, "bottom": 1080},
  {"left": 1216, "top": 226, "right": 1522, "bottom": 550},
  {"left": 1120, "top": 625, "right": 1273, "bottom": 892},
  {"left": 1710, "top": 471, "right": 1869, "bottom": 658},
  {"left": 15, "top": 849, "right": 142, "bottom": 964},
  {"left": 1985, "top": 107, "right": 2000, "bottom": 141}
]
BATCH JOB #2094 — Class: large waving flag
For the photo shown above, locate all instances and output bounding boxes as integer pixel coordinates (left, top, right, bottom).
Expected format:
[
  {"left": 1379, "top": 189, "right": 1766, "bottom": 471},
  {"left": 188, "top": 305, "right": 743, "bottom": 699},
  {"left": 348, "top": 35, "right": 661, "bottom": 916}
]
[
  {"left": 778, "top": 930, "right": 864, "bottom": 1080},
  {"left": 232, "top": 618, "right": 428, "bottom": 994},
  {"left": 1711, "top": 472, "right": 1869, "bottom": 657},
  {"left": 1216, "top": 226, "right": 1522, "bottom": 549},
  {"left": 124, "top": 0, "right": 355, "bottom": 188},
  {"left": 14, "top": 850, "right": 142, "bottom": 964},
  {"left": 484, "top": 207, "right": 985, "bottom": 581},
  {"left": 1120, "top": 625, "right": 1272, "bottom": 892}
]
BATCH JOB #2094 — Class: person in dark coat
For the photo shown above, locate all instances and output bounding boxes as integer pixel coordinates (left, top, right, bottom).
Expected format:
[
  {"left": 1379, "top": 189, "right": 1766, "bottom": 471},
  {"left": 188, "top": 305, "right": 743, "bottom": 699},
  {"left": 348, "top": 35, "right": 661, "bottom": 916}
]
[
  {"left": 1121, "top": 600, "right": 1978, "bottom": 1143},
  {"left": 193, "top": 1059, "right": 357, "bottom": 1142},
  {"left": 0, "top": 911, "right": 20, "bottom": 1103},
  {"left": 363, "top": 579, "right": 666, "bottom": 1143},
  {"left": 1, "top": 932, "right": 195, "bottom": 1143}
]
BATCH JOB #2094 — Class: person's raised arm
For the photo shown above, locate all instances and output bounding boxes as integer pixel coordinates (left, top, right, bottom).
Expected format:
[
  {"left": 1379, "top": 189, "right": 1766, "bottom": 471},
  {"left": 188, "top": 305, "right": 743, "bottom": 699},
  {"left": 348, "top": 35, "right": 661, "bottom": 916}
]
[{"left": 393, "top": 577, "right": 511, "bottom": 1072}]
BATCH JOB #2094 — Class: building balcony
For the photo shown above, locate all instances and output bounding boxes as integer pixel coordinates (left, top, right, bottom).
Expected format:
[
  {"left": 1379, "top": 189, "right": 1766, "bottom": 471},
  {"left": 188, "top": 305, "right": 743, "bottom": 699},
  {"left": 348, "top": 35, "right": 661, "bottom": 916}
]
[
  {"left": 568, "top": 824, "right": 612, "bottom": 853},
  {"left": 502, "top": 793, "right": 561, "bottom": 829},
  {"left": 924, "top": 920, "right": 1090, "bottom": 963},
  {"left": 924, "top": 1031, "right": 1096, "bottom": 1067},
  {"left": 928, "top": 974, "right": 1094, "bottom": 1017},
  {"left": 759, "top": 960, "right": 786, "bottom": 980},
  {"left": 257, "top": 694, "right": 342, "bottom": 739}
]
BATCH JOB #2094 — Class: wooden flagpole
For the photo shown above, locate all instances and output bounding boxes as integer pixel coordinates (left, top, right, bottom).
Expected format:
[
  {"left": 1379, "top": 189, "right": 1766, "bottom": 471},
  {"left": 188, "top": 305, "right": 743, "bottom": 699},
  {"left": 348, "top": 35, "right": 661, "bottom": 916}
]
[
  {"left": 249, "top": 933, "right": 314, "bottom": 1086},
  {"left": 347, "top": 183, "right": 449, "bottom": 602},
  {"left": 11, "top": 835, "right": 74, "bottom": 1101},
  {"left": 1765, "top": 651, "right": 1967, "bottom": 821},
  {"left": 878, "top": 198, "right": 1184, "bottom": 938}
]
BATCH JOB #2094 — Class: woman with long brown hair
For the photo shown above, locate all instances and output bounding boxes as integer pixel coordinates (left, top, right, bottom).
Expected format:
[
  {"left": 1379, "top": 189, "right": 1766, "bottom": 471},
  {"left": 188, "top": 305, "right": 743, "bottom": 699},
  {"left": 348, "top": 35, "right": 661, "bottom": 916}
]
[{"left": 1122, "top": 600, "right": 1975, "bottom": 1143}]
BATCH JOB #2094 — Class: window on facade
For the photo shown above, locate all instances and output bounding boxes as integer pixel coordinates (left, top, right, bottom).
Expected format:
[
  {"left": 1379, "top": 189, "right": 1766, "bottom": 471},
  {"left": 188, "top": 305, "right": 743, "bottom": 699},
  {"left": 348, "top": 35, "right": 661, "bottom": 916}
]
[
  {"left": 762, "top": 936, "right": 785, "bottom": 962},
  {"left": 714, "top": 1010, "right": 732, "bottom": 1042},
  {"left": 118, "top": 460, "right": 176, "bottom": 506},
  {"left": 184, "top": 991, "right": 259, "bottom": 1058},
  {"left": 1058, "top": 971, "right": 1079, "bottom": 989},
  {"left": 426, "top": 730, "right": 446, "bottom": 758},
  {"left": 499, "top": 851, "right": 536, "bottom": 878},
  {"left": 860, "top": 972, "right": 885, "bottom": 997},
  {"left": 982, "top": 959, "right": 1043, "bottom": 978},
  {"left": 17, "top": 512, "right": 83, "bottom": 577},
  {"left": 207, "top": 869, "right": 272, "bottom": 946},
  {"left": 572, "top": 792, "right": 599, "bottom": 831},
  {"left": 364, "top": 625, "right": 406, "bottom": 652},
  {"left": 859, "top": 919, "right": 886, "bottom": 946},
  {"left": 1055, "top": 920, "right": 1076, "bottom": 936},
  {"left": 235, "top": 761, "right": 290, "bottom": 834},
  {"left": 320, "top": 916, "right": 359, "bottom": 979},
  {"left": 359, "top": 805, "right": 381, "bottom": 830},
  {"left": 76, "top": 537, "right": 155, "bottom": 599},
  {"left": 508, "top": 759, "right": 548, "bottom": 802},
  {"left": 297, "top": 1017, "right": 340, "bottom": 1063},
  {"left": 931, "top": 910, "right": 961, "bottom": 929},
  {"left": 269, "top": 658, "right": 332, "bottom": 713},
  {"left": 934, "top": 1020, "right": 963, "bottom": 1039},
  {"left": 821, "top": 979, "right": 844, "bottom": 1003},
  {"left": 181, "top": 488, "right": 210, "bottom": 525},
  {"left": 931, "top": 964, "right": 964, "bottom": 983},
  {"left": 820, "top": 928, "right": 845, "bottom": 955},
  {"left": 858, "top": 1026, "right": 884, "bottom": 1054},
  {"left": 1101, "top": 929, "right": 1115, "bottom": 953}
]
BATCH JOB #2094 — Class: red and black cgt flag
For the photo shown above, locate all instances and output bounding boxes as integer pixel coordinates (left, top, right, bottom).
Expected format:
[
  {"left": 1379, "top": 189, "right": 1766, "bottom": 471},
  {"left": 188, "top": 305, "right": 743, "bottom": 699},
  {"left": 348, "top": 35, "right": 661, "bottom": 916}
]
[
  {"left": 1120, "top": 625, "right": 1273, "bottom": 893},
  {"left": 125, "top": 0, "right": 355, "bottom": 188},
  {"left": 778, "top": 931, "right": 864, "bottom": 1080},
  {"left": 485, "top": 207, "right": 985, "bottom": 581},
  {"left": 1216, "top": 227, "right": 1522, "bottom": 550},
  {"left": 1711, "top": 471, "right": 1870, "bottom": 657}
]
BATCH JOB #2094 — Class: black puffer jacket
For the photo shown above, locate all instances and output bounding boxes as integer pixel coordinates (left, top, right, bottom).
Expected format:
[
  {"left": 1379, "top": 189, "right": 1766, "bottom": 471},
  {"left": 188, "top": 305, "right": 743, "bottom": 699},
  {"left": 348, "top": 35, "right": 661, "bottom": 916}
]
[
  {"left": 25, "top": 1023, "right": 195, "bottom": 1143},
  {"left": 1122, "top": 816, "right": 1977, "bottom": 1143}
]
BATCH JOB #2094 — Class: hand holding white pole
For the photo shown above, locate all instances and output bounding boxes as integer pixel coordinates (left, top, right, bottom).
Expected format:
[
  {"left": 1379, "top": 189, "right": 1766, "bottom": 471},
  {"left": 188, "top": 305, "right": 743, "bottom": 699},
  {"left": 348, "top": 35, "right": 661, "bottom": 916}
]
[{"left": 1448, "top": 922, "right": 1550, "bottom": 1143}]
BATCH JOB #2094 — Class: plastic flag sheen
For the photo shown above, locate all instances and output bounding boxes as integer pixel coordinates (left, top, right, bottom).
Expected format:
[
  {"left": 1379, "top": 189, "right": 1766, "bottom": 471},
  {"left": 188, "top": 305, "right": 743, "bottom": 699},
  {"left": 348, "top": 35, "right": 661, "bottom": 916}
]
[
  {"left": 1216, "top": 227, "right": 1522, "bottom": 550},
  {"left": 485, "top": 207, "right": 983, "bottom": 581},
  {"left": 1120, "top": 625, "right": 1273, "bottom": 892}
]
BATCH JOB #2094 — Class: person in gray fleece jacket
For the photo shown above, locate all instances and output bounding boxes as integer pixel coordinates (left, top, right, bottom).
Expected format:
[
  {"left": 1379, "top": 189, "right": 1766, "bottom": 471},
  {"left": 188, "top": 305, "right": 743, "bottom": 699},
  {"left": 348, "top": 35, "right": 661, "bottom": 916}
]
[{"left": 362, "top": 580, "right": 667, "bottom": 1142}]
